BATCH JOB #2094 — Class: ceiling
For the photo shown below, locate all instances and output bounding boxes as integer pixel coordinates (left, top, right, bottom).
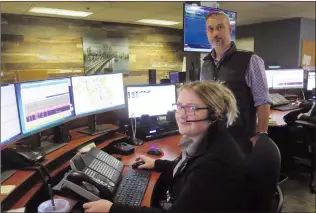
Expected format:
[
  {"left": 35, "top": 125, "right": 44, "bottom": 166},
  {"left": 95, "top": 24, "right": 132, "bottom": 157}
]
[{"left": 0, "top": 1, "right": 315, "bottom": 29}]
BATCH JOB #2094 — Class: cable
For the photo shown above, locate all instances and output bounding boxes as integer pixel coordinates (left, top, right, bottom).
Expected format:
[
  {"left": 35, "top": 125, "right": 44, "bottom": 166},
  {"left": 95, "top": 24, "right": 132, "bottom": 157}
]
[
  {"left": 301, "top": 88, "right": 306, "bottom": 100},
  {"left": 35, "top": 163, "right": 53, "bottom": 184},
  {"left": 131, "top": 113, "right": 137, "bottom": 141}
]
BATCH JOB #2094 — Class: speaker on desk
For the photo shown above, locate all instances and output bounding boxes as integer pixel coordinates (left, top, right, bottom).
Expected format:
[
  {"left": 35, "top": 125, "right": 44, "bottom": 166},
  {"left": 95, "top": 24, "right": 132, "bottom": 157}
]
[
  {"left": 148, "top": 69, "right": 156, "bottom": 84},
  {"left": 140, "top": 114, "right": 151, "bottom": 126},
  {"left": 53, "top": 124, "right": 72, "bottom": 143},
  {"left": 166, "top": 110, "right": 176, "bottom": 123}
]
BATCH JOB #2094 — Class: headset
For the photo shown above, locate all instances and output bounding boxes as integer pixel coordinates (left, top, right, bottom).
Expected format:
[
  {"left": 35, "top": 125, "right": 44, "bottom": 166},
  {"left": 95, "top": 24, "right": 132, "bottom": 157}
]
[{"left": 186, "top": 109, "right": 219, "bottom": 123}]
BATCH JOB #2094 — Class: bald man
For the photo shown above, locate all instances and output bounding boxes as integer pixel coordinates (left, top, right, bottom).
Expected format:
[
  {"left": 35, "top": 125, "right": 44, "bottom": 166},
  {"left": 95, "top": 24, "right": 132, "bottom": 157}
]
[{"left": 200, "top": 11, "right": 270, "bottom": 154}]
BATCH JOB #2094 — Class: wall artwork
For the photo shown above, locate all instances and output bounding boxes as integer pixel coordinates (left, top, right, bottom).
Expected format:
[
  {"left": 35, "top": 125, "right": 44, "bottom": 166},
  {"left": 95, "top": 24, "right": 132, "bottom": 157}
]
[{"left": 83, "top": 37, "right": 129, "bottom": 75}]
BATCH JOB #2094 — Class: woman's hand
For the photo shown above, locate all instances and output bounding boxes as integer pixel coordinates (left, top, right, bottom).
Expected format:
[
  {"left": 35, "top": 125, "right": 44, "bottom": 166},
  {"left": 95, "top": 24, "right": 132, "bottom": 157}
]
[
  {"left": 83, "top": 200, "right": 113, "bottom": 213},
  {"left": 135, "top": 155, "right": 156, "bottom": 169}
]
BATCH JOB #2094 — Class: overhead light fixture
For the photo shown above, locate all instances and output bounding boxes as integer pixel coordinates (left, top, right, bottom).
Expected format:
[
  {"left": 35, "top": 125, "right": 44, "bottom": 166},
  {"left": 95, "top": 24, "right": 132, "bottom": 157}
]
[
  {"left": 136, "top": 19, "right": 180, "bottom": 26},
  {"left": 28, "top": 7, "right": 93, "bottom": 17}
]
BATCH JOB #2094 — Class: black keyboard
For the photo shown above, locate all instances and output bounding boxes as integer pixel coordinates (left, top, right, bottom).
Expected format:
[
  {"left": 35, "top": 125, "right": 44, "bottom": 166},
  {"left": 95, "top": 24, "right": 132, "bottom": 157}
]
[
  {"left": 113, "top": 169, "right": 151, "bottom": 206},
  {"left": 272, "top": 103, "right": 301, "bottom": 111}
]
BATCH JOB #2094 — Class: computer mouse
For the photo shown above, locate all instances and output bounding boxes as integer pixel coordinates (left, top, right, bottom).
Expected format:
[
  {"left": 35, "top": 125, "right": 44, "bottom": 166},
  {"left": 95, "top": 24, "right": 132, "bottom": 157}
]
[
  {"left": 132, "top": 160, "right": 145, "bottom": 169},
  {"left": 147, "top": 148, "right": 163, "bottom": 156}
]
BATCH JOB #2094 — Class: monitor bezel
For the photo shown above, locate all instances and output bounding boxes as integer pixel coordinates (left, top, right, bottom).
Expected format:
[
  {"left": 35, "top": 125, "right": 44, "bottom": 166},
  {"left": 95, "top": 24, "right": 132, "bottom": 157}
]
[
  {"left": 183, "top": 3, "right": 237, "bottom": 53},
  {"left": 125, "top": 83, "right": 177, "bottom": 118},
  {"left": 15, "top": 77, "right": 76, "bottom": 137},
  {"left": 70, "top": 73, "right": 126, "bottom": 119},
  {"left": 1, "top": 83, "right": 23, "bottom": 146},
  {"left": 271, "top": 68, "right": 305, "bottom": 90}
]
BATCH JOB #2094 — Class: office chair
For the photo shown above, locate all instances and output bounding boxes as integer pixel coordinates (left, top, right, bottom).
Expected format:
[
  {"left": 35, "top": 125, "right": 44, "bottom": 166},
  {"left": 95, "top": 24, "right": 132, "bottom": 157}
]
[
  {"left": 287, "top": 119, "right": 316, "bottom": 193},
  {"left": 246, "top": 135, "right": 283, "bottom": 213},
  {"left": 285, "top": 102, "right": 316, "bottom": 193}
]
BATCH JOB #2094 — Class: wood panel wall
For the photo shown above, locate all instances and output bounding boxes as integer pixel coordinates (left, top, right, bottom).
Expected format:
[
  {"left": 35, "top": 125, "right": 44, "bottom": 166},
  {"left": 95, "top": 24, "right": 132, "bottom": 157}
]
[{"left": 1, "top": 14, "right": 184, "bottom": 84}]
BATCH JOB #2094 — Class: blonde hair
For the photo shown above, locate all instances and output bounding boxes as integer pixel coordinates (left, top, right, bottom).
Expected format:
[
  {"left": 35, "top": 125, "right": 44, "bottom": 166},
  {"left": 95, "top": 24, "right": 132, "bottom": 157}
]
[{"left": 179, "top": 81, "right": 238, "bottom": 127}]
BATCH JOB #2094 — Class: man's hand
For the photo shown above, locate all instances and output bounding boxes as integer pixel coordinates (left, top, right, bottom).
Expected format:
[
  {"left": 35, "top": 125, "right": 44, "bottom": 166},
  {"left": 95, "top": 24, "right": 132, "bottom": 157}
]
[
  {"left": 250, "top": 135, "right": 260, "bottom": 147},
  {"left": 83, "top": 199, "right": 113, "bottom": 213}
]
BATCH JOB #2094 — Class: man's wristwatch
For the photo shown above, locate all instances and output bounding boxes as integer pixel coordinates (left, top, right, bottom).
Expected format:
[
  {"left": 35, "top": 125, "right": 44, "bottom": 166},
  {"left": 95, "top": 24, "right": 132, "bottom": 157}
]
[{"left": 256, "top": 132, "right": 268, "bottom": 136}]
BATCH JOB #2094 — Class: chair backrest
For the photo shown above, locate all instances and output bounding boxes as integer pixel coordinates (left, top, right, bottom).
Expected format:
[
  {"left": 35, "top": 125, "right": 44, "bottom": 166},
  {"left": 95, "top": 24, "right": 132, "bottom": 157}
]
[{"left": 246, "top": 135, "right": 281, "bottom": 212}]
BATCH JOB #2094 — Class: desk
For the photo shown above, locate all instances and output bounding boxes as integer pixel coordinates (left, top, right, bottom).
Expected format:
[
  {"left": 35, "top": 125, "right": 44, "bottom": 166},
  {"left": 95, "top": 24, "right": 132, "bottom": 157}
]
[
  {"left": 1, "top": 110, "right": 293, "bottom": 211},
  {"left": 0, "top": 125, "right": 126, "bottom": 211},
  {"left": 0, "top": 126, "right": 181, "bottom": 211},
  {"left": 269, "top": 109, "right": 301, "bottom": 126}
]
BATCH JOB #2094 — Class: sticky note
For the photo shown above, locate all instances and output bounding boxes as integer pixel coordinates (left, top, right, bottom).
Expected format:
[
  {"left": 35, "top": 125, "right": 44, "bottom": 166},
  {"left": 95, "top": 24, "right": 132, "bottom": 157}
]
[
  {"left": 5, "top": 207, "right": 25, "bottom": 212},
  {"left": 1, "top": 185, "right": 16, "bottom": 195},
  {"left": 303, "top": 54, "right": 311, "bottom": 66}
]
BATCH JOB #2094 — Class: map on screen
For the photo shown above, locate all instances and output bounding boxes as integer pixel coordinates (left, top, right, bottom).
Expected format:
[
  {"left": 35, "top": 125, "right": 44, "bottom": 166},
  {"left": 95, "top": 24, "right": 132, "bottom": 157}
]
[{"left": 72, "top": 74, "right": 125, "bottom": 116}]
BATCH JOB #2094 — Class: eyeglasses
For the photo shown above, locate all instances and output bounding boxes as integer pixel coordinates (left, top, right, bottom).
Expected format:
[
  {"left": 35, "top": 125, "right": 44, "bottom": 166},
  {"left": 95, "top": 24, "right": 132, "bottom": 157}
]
[{"left": 172, "top": 103, "right": 208, "bottom": 116}]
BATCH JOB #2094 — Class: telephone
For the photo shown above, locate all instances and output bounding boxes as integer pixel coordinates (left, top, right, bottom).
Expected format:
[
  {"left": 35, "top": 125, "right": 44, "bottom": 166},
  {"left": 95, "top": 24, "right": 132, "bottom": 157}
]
[
  {"left": 54, "top": 148, "right": 124, "bottom": 201},
  {"left": 1, "top": 146, "right": 45, "bottom": 169}
]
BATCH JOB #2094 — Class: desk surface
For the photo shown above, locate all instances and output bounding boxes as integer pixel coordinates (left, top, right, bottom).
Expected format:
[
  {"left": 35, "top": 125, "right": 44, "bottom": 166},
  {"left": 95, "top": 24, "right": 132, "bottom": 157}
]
[
  {"left": 269, "top": 109, "right": 299, "bottom": 126},
  {"left": 1, "top": 110, "right": 292, "bottom": 211},
  {"left": 0, "top": 127, "right": 181, "bottom": 211}
]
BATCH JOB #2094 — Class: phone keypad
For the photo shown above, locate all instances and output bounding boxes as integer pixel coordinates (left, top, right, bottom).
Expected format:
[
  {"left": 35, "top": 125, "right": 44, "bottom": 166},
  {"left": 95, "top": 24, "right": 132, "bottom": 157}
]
[
  {"left": 83, "top": 168, "right": 115, "bottom": 192},
  {"left": 96, "top": 151, "right": 123, "bottom": 170},
  {"left": 89, "top": 159, "right": 120, "bottom": 183}
]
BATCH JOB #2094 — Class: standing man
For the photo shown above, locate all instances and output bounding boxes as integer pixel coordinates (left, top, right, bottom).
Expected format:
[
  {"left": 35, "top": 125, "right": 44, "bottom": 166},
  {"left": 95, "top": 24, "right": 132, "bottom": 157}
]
[{"left": 200, "top": 11, "right": 270, "bottom": 153}]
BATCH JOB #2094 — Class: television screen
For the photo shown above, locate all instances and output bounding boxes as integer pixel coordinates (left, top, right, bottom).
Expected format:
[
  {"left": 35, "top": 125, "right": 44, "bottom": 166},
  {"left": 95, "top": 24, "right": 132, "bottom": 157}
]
[{"left": 183, "top": 3, "right": 237, "bottom": 52}]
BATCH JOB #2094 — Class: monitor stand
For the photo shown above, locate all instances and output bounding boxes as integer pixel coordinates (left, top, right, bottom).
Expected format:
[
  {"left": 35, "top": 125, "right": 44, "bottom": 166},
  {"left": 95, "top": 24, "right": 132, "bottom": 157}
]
[
  {"left": 78, "top": 114, "right": 116, "bottom": 136},
  {"left": 38, "top": 125, "right": 71, "bottom": 155},
  {"left": 1, "top": 168, "right": 16, "bottom": 183}
]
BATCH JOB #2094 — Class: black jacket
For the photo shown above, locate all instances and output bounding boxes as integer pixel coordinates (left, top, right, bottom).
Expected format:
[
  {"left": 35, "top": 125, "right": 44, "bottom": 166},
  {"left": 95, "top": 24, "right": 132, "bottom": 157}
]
[{"left": 110, "top": 121, "right": 249, "bottom": 213}]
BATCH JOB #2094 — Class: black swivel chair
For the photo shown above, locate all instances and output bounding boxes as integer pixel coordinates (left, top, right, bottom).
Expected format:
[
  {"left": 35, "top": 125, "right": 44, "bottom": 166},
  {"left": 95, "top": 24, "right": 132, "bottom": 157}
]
[
  {"left": 246, "top": 135, "right": 283, "bottom": 213},
  {"left": 285, "top": 102, "right": 316, "bottom": 193}
]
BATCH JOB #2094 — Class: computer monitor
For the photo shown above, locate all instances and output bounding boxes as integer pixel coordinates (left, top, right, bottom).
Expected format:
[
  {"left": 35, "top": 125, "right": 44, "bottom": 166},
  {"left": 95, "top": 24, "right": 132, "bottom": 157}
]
[
  {"left": 1, "top": 84, "right": 21, "bottom": 146},
  {"left": 126, "top": 84, "right": 176, "bottom": 118},
  {"left": 307, "top": 71, "right": 315, "bottom": 91},
  {"left": 16, "top": 78, "right": 75, "bottom": 136},
  {"left": 169, "top": 71, "right": 179, "bottom": 83},
  {"left": 183, "top": 3, "right": 237, "bottom": 52},
  {"left": 272, "top": 69, "right": 304, "bottom": 89},
  {"left": 71, "top": 73, "right": 125, "bottom": 135},
  {"left": 265, "top": 70, "right": 273, "bottom": 88}
]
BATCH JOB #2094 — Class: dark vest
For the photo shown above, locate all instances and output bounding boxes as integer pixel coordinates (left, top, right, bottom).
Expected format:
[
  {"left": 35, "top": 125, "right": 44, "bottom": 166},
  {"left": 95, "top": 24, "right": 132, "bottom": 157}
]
[{"left": 201, "top": 43, "right": 256, "bottom": 153}]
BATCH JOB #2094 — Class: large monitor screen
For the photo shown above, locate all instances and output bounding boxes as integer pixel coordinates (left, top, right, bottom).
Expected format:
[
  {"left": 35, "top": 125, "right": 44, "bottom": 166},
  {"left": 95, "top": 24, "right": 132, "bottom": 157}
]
[
  {"left": 183, "top": 3, "right": 237, "bottom": 52},
  {"left": 127, "top": 84, "right": 176, "bottom": 118},
  {"left": 265, "top": 70, "right": 273, "bottom": 88},
  {"left": 272, "top": 69, "right": 304, "bottom": 89},
  {"left": 307, "top": 71, "right": 315, "bottom": 91},
  {"left": 71, "top": 73, "right": 125, "bottom": 116},
  {"left": 16, "top": 78, "right": 75, "bottom": 135},
  {"left": 1, "top": 84, "right": 21, "bottom": 145}
]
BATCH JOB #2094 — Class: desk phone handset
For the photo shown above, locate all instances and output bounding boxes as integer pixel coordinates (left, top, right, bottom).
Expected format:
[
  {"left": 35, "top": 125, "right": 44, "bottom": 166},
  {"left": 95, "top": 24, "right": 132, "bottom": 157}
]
[
  {"left": 56, "top": 148, "right": 125, "bottom": 201},
  {"left": 1, "top": 146, "right": 45, "bottom": 169}
]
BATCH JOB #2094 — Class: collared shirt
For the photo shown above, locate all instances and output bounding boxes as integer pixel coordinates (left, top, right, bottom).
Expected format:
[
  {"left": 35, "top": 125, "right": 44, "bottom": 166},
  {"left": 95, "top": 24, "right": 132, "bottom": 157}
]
[
  {"left": 172, "top": 135, "right": 205, "bottom": 177},
  {"left": 202, "top": 42, "right": 269, "bottom": 107}
]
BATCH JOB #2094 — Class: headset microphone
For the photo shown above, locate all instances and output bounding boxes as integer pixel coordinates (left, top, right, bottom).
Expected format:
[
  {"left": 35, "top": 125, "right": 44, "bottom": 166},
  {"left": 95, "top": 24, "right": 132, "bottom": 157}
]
[{"left": 186, "top": 118, "right": 210, "bottom": 122}]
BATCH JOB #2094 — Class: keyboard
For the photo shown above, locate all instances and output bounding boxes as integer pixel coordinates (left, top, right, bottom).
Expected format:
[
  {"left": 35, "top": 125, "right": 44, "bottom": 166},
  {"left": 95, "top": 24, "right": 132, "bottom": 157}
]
[
  {"left": 272, "top": 103, "right": 301, "bottom": 111},
  {"left": 114, "top": 169, "right": 151, "bottom": 206},
  {"left": 269, "top": 93, "right": 290, "bottom": 106}
]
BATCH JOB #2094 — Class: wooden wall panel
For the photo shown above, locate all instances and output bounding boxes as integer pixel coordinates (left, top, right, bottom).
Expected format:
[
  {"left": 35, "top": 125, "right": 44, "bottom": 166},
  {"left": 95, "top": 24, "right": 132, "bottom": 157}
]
[
  {"left": 1, "top": 14, "right": 183, "bottom": 83},
  {"left": 301, "top": 40, "right": 316, "bottom": 68}
]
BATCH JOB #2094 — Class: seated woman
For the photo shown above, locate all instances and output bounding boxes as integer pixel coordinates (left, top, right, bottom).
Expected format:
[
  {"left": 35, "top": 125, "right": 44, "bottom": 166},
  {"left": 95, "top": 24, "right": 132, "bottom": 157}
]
[{"left": 83, "top": 81, "right": 249, "bottom": 213}]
